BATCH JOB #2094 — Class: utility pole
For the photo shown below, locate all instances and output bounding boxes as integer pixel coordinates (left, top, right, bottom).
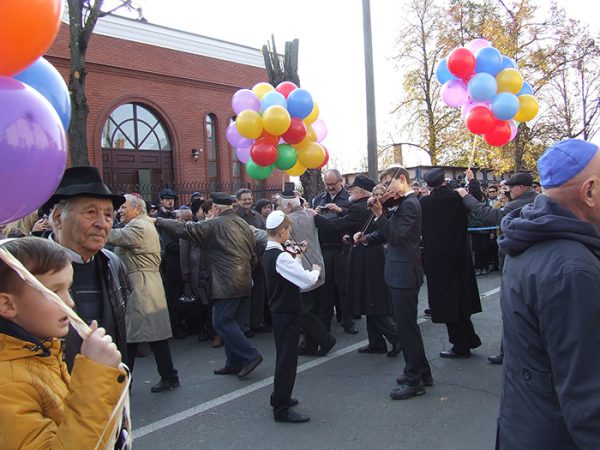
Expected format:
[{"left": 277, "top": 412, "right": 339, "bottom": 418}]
[{"left": 362, "top": 0, "right": 378, "bottom": 180}]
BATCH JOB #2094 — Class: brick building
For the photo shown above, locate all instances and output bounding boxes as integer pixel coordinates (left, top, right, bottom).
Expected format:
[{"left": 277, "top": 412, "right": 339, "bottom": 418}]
[{"left": 46, "top": 14, "right": 283, "bottom": 203}]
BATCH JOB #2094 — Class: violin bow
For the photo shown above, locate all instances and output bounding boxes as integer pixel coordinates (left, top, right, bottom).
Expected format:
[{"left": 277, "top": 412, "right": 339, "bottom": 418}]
[{"left": 288, "top": 235, "right": 313, "bottom": 266}]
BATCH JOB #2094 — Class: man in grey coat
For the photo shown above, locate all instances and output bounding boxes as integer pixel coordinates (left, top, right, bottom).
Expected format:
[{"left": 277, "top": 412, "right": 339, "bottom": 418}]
[{"left": 496, "top": 139, "right": 600, "bottom": 449}]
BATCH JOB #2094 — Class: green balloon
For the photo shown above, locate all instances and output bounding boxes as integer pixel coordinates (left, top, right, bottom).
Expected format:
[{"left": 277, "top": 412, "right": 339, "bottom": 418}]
[
  {"left": 246, "top": 157, "right": 274, "bottom": 180},
  {"left": 274, "top": 144, "right": 298, "bottom": 170}
]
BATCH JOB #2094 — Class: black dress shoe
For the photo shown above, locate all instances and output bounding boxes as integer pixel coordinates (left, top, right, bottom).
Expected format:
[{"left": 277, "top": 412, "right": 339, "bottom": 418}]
[
  {"left": 386, "top": 342, "right": 401, "bottom": 357},
  {"left": 244, "top": 329, "right": 254, "bottom": 338},
  {"left": 315, "top": 336, "right": 337, "bottom": 357},
  {"left": 358, "top": 344, "right": 387, "bottom": 354},
  {"left": 488, "top": 353, "right": 504, "bottom": 365},
  {"left": 343, "top": 325, "right": 359, "bottom": 335},
  {"left": 213, "top": 366, "right": 241, "bottom": 375},
  {"left": 150, "top": 379, "right": 180, "bottom": 393},
  {"left": 396, "top": 374, "right": 433, "bottom": 387},
  {"left": 440, "top": 348, "right": 471, "bottom": 359},
  {"left": 274, "top": 409, "right": 310, "bottom": 423},
  {"left": 469, "top": 334, "right": 482, "bottom": 349},
  {"left": 238, "top": 355, "right": 263, "bottom": 379},
  {"left": 389, "top": 382, "right": 425, "bottom": 400},
  {"left": 270, "top": 396, "right": 299, "bottom": 408}
]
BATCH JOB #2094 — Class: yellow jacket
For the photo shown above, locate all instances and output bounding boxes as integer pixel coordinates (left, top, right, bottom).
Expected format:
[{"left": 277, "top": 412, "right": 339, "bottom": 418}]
[{"left": 0, "top": 327, "right": 128, "bottom": 449}]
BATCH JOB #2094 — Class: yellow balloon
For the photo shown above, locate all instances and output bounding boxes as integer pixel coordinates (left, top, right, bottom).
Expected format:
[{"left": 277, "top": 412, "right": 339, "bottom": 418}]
[
  {"left": 295, "top": 125, "right": 317, "bottom": 149},
  {"left": 285, "top": 160, "right": 307, "bottom": 176},
  {"left": 251, "top": 82, "right": 274, "bottom": 100},
  {"left": 262, "top": 105, "right": 291, "bottom": 136},
  {"left": 496, "top": 68, "right": 523, "bottom": 94},
  {"left": 513, "top": 94, "right": 539, "bottom": 122},
  {"left": 303, "top": 102, "right": 320, "bottom": 125},
  {"left": 235, "top": 110, "right": 263, "bottom": 139},
  {"left": 297, "top": 142, "right": 326, "bottom": 169}
]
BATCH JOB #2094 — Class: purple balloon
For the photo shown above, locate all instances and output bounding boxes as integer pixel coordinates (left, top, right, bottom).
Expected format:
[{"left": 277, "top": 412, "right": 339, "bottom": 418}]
[
  {"left": 231, "top": 89, "right": 260, "bottom": 114},
  {"left": 441, "top": 79, "right": 468, "bottom": 108},
  {"left": 509, "top": 120, "right": 518, "bottom": 140},
  {"left": 236, "top": 144, "right": 252, "bottom": 164},
  {"left": 466, "top": 38, "right": 492, "bottom": 55},
  {"left": 461, "top": 97, "right": 490, "bottom": 119},
  {"left": 226, "top": 122, "right": 252, "bottom": 148},
  {"left": 0, "top": 77, "right": 67, "bottom": 224},
  {"left": 311, "top": 119, "right": 328, "bottom": 142}
]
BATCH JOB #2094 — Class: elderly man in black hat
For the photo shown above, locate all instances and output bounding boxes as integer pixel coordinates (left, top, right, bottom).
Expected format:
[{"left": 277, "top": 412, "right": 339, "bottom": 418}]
[
  {"left": 44, "top": 166, "right": 128, "bottom": 371},
  {"left": 154, "top": 192, "right": 263, "bottom": 379},
  {"left": 420, "top": 168, "right": 482, "bottom": 359}
]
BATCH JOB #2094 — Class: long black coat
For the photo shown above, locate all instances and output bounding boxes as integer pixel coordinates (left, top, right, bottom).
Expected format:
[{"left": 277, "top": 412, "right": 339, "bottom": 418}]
[
  {"left": 420, "top": 186, "right": 481, "bottom": 323},
  {"left": 314, "top": 197, "right": 390, "bottom": 315}
]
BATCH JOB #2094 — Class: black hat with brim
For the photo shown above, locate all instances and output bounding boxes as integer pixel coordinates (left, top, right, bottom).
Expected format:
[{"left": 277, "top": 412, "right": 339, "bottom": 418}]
[
  {"left": 347, "top": 174, "right": 376, "bottom": 192},
  {"left": 280, "top": 182, "right": 296, "bottom": 199},
  {"left": 42, "top": 166, "right": 125, "bottom": 214}
]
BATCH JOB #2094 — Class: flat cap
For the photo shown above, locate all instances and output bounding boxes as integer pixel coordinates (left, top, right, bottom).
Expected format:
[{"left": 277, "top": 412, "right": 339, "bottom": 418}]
[
  {"left": 210, "top": 192, "right": 234, "bottom": 205},
  {"left": 505, "top": 172, "right": 533, "bottom": 187},
  {"left": 423, "top": 168, "right": 445, "bottom": 188},
  {"left": 347, "top": 174, "right": 376, "bottom": 192}
]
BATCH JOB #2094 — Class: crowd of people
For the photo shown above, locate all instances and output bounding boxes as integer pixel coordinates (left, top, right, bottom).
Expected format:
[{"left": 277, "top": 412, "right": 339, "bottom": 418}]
[{"left": 0, "top": 138, "right": 599, "bottom": 447}]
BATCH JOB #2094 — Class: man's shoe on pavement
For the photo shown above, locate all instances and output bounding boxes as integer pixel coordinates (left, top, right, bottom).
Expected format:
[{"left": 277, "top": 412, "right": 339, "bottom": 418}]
[
  {"left": 315, "top": 336, "right": 337, "bottom": 357},
  {"left": 213, "top": 366, "right": 242, "bottom": 375},
  {"left": 150, "top": 378, "right": 180, "bottom": 393},
  {"left": 396, "top": 374, "right": 433, "bottom": 387},
  {"left": 358, "top": 344, "right": 387, "bottom": 354},
  {"left": 389, "top": 382, "right": 425, "bottom": 400},
  {"left": 386, "top": 342, "right": 401, "bottom": 357},
  {"left": 270, "top": 396, "right": 299, "bottom": 408},
  {"left": 274, "top": 409, "right": 310, "bottom": 423},
  {"left": 343, "top": 325, "right": 359, "bottom": 335},
  {"left": 212, "top": 336, "right": 223, "bottom": 348},
  {"left": 238, "top": 355, "right": 263, "bottom": 379},
  {"left": 440, "top": 348, "right": 471, "bottom": 359},
  {"left": 488, "top": 353, "right": 504, "bottom": 365}
]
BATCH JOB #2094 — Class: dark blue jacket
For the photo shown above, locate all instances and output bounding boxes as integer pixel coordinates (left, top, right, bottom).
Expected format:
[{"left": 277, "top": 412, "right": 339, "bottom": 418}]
[{"left": 497, "top": 194, "right": 600, "bottom": 449}]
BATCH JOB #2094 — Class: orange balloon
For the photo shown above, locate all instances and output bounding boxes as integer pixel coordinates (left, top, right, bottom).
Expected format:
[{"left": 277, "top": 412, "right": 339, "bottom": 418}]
[
  {"left": 0, "top": 0, "right": 63, "bottom": 76},
  {"left": 297, "top": 142, "right": 326, "bottom": 169},
  {"left": 295, "top": 125, "right": 317, "bottom": 149},
  {"left": 285, "top": 160, "right": 307, "bottom": 176}
]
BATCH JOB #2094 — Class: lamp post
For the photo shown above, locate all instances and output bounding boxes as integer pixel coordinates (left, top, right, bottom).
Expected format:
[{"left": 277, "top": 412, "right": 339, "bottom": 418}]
[{"left": 362, "top": 0, "right": 378, "bottom": 181}]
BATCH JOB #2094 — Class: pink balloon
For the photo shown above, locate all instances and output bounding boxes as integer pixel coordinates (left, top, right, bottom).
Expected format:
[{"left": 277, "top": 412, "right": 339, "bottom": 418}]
[
  {"left": 467, "top": 38, "right": 492, "bottom": 55},
  {"left": 441, "top": 79, "right": 468, "bottom": 108},
  {"left": 311, "top": 119, "right": 328, "bottom": 142},
  {"left": 236, "top": 144, "right": 252, "bottom": 164},
  {"left": 226, "top": 122, "right": 252, "bottom": 148},
  {"left": 231, "top": 89, "right": 260, "bottom": 114},
  {"left": 509, "top": 120, "right": 518, "bottom": 140},
  {"left": 461, "top": 97, "right": 491, "bottom": 119}
]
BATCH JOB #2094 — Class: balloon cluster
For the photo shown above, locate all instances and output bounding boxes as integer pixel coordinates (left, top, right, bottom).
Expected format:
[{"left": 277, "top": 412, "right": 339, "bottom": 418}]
[
  {"left": 436, "top": 38, "right": 539, "bottom": 147},
  {"left": 0, "top": 0, "right": 69, "bottom": 224},
  {"left": 227, "top": 82, "right": 328, "bottom": 180}
]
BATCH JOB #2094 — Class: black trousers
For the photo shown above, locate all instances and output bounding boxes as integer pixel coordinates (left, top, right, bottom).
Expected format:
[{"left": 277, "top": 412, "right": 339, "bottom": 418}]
[
  {"left": 366, "top": 315, "right": 398, "bottom": 348},
  {"left": 390, "top": 287, "right": 431, "bottom": 386},
  {"left": 250, "top": 259, "right": 267, "bottom": 328},
  {"left": 300, "top": 291, "right": 331, "bottom": 353},
  {"left": 163, "top": 280, "right": 185, "bottom": 333},
  {"left": 471, "top": 233, "right": 490, "bottom": 270},
  {"left": 271, "top": 311, "right": 301, "bottom": 417},
  {"left": 446, "top": 316, "right": 480, "bottom": 354},
  {"left": 316, "top": 246, "right": 352, "bottom": 329},
  {"left": 127, "top": 340, "right": 178, "bottom": 382}
]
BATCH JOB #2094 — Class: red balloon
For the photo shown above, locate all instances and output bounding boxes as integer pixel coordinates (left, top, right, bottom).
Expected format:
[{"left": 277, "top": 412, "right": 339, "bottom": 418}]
[
  {"left": 276, "top": 81, "right": 298, "bottom": 98},
  {"left": 447, "top": 47, "right": 476, "bottom": 80},
  {"left": 282, "top": 117, "right": 307, "bottom": 144},
  {"left": 484, "top": 120, "right": 511, "bottom": 146},
  {"left": 318, "top": 146, "right": 330, "bottom": 169},
  {"left": 250, "top": 138, "right": 278, "bottom": 166},
  {"left": 258, "top": 129, "right": 278, "bottom": 145},
  {"left": 466, "top": 106, "right": 494, "bottom": 135}
]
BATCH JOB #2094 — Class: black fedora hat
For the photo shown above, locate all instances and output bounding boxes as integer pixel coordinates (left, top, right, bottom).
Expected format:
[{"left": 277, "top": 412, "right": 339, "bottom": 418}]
[{"left": 42, "top": 166, "right": 125, "bottom": 214}]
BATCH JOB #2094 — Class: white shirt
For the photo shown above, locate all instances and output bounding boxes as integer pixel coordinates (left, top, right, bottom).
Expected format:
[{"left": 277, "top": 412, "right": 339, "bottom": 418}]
[{"left": 265, "top": 241, "right": 320, "bottom": 291}]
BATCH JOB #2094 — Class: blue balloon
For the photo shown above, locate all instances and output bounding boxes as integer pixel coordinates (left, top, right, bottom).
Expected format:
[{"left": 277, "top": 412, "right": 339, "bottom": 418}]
[
  {"left": 435, "top": 58, "right": 456, "bottom": 84},
  {"left": 468, "top": 73, "right": 497, "bottom": 102},
  {"left": 501, "top": 56, "right": 518, "bottom": 70},
  {"left": 517, "top": 81, "right": 533, "bottom": 96},
  {"left": 260, "top": 91, "right": 287, "bottom": 113},
  {"left": 287, "top": 88, "right": 314, "bottom": 119},
  {"left": 491, "top": 92, "right": 519, "bottom": 120},
  {"left": 475, "top": 47, "right": 503, "bottom": 76},
  {"left": 13, "top": 57, "right": 71, "bottom": 131}
]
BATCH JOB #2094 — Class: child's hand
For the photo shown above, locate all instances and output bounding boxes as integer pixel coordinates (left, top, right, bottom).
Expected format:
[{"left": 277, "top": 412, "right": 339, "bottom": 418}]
[
  {"left": 312, "top": 264, "right": 321, "bottom": 272},
  {"left": 81, "top": 321, "right": 122, "bottom": 369}
]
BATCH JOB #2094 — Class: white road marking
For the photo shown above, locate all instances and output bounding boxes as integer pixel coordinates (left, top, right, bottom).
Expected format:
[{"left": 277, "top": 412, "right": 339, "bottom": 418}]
[{"left": 481, "top": 287, "right": 501, "bottom": 298}]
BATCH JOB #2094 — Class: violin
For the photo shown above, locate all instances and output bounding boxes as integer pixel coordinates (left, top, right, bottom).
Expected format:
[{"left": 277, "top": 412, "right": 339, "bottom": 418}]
[
  {"left": 368, "top": 191, "right": 405, "bottom": 212},
  {"left": 283, "top": 238, "right": 313, "bottom": 265}
]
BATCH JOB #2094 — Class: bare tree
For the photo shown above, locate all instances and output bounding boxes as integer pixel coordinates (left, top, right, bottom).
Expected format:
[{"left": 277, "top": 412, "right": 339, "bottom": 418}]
[{"left": 66, "top": 0, "right": 135, "bottom": 165}]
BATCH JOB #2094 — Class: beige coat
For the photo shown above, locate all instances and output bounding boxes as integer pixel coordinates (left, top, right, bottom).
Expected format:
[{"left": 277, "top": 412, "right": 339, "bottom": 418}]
[{"left": 108, "top": 215, "right": 172, "bottom": 342}]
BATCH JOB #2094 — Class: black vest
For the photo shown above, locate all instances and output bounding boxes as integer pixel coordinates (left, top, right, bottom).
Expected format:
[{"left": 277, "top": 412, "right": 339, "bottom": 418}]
[{"left": 263, "top": 247, "right": 303, "bottom": 313}]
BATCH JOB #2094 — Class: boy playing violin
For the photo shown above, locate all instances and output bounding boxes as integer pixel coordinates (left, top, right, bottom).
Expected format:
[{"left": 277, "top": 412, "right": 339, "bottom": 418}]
[{"left": 263, "top": 211, "right": 321, "bottom": 423}]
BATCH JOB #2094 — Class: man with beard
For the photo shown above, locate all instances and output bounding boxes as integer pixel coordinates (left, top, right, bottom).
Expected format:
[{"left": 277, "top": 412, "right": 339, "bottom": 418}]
[
  {"left": 315, "top": 175, "right": 399, "bottom": 356},
  {"left": 420, "top": 168, "right": 482, "bottom": 358}
]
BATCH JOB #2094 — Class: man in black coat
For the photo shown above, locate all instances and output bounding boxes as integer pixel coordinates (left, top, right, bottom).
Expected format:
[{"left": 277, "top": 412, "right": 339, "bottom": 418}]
[
  {"left": 420, "top": 168, "right": 482, "bottom": 358},
  {"left": 315, "top": 175, "right": 399, "bottom": 356},
  {"left": 358, "top": 166, "right": 432, "bottom": 400}
]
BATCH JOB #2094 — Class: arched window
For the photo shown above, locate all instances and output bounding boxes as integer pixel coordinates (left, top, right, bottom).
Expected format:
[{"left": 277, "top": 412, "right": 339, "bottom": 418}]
[
  {"left": 206, "top": 113, "right": 219, "bottom": 183},
  {"left": 102, "top": 103, "right": 171, "bottom": 151}
]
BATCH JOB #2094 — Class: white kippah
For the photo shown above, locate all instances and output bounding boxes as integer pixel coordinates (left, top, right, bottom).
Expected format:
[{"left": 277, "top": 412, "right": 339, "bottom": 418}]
[{"left": 266, "top": 210, "right": 285, "bottom": 230}]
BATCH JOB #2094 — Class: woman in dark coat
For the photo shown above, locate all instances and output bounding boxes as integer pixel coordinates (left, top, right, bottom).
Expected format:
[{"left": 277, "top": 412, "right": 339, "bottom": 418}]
[{"left": 419, "top": 168, "right": 482, "bottom": 358}]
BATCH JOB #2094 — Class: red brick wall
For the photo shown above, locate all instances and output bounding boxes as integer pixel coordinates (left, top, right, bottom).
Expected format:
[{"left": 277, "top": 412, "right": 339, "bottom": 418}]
[{"left": 46, "top": 22, "right": 286, "bottom": 187}]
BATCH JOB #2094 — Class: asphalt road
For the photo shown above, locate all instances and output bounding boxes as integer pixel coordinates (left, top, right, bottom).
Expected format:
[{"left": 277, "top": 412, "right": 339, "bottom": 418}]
[{"left": 129, "top": 272, "right": 503, "bottom": 450}]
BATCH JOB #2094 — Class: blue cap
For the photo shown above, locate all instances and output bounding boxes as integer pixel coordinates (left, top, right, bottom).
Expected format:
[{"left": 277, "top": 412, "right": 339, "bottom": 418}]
[{"left": 537, "top": 139, "right": 598, "bottom": 188}]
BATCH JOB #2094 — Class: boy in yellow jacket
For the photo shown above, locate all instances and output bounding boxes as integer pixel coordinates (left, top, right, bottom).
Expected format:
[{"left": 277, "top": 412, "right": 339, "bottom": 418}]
[{"left": 0, "top": 237, "right": 128, "bottom": 449}]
